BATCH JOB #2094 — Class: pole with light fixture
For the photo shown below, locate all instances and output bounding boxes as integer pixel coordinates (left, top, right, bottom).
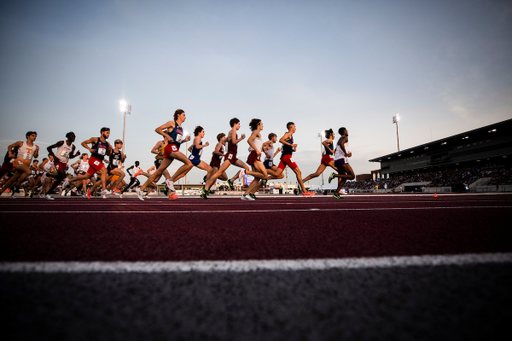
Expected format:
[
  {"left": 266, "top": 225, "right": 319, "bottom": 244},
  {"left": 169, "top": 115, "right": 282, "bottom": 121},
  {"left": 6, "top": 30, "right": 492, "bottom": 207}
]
[
  {"left": 120, "top": 100, "right": 132, "bottom": 155},
  {"left": 393, "top": 114, "right": 400, "bottom": 152}
]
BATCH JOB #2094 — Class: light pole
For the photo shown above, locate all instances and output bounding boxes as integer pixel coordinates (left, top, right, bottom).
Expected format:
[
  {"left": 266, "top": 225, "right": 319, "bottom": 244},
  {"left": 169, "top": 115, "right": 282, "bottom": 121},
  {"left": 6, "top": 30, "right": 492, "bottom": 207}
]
[
  {"left": 393, "top": 114, "right": 400, "bottom": 151},
  {"left": 318, "top": 132, "right": 324, "bottom": 187},
  {"left": 120, "top": 100, "right": 132, "bottom": 155}
]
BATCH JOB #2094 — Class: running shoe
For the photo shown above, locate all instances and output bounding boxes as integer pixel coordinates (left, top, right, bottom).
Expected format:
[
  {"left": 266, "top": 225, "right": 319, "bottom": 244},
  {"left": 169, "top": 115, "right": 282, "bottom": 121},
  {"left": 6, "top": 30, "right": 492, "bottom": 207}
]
[
  {"left": 136, "top": 188, "right": 144, "bottom": 201},
  {"left": 114, "top": 188, "right": 121, "bottom": 193},
  {"left": 227, "top": 179, "right": 234, "bottom": 191},
  {"left": 102, "top": 190, "right": 110, "bottom": 199},
  {"left": 118, "top": 194, "right": 123, "bottom": 199},
  {"left": 13, "top": 185, "right": 20, "bottom": 194},
  {"left": 249, "top": 193, "right": 258, "bottom": 200},
  {"left": 62, "top": 178, "right": 69, "bottom": 189},
  {"left": 201, "top": 186, "right": 209, "bottom": 196},
  {"left": 144, "top": 193, "right": 150, "bottom": 199},
  {"left": 303, "top": 191, "right": 315, "bottom": 197},
  {"left": 328, "top": 172, "right": 335, "bottom": 184},
  {"left": 39, "top": 193, "right": 45, "bottom": 199},
  {"left": 86, "top": 189, "right": 91, "bottom": 199},
  {"left": 169, "top": 192, "right": 179, "bottom": 200},
  {"left": 241, "top": 194, "right": 254, "bottom": 201},
  {"left": 200, "top": 193, "right": 209, "bottom": 200},
  {"left": 333, "top": 193, "right": 343, "bottom": 199},
  {"left": 261, "top": 179, "right": 267, "bottom": 187},
  {"left": 239, "top": 169, "right": 246, "bottom": 183},
  {"left": 165, "top": 179, "right": 176, "bottom": 192},
  {"left": 46, "top": 195, "right": 55, "bottom": 200}
]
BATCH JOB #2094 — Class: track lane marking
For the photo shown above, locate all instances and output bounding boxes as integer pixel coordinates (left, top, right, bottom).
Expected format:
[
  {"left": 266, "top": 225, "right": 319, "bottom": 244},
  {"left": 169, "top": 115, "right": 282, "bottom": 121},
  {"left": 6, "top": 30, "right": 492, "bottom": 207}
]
[
  {"left": 1, "top": 205, "right": 511, "bottom": 214},
  {"left": 1, "top": 253, "right": 510, "bottom": 273}
]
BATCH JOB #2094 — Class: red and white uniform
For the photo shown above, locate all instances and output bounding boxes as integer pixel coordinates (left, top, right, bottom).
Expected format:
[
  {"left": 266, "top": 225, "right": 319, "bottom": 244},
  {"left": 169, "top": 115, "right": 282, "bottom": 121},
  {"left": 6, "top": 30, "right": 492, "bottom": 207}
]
[
  {"left": 55, "top": 142, "right": 73, "bottom": 171},
  {"left": 247, "top": 136, "right": 263, "bottom": 166}
]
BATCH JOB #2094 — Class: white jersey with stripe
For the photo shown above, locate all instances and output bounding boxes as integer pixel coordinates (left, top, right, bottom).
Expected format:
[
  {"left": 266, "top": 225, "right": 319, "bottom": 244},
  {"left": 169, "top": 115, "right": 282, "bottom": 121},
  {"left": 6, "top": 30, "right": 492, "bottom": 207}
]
[
  {"left": 43, "top": 160, "right": 54, "bottom": 173},
  {"left": 16, "top": 141, "right": 37, "bottom": 162},
  {"left": 79, "top": 160, "right": 89, "bottom": 173},
  {"left": 265, "top": 145, "right": 274, "bottom": 161},
  {"left": 55, "top": 142, "right": 73, "bottom": 163},
  {"left": 334, "top": 136, "right": 349, "bottom": 161},
  {"left": 248, "top": 136, "right": 263, "bottom": 153}
]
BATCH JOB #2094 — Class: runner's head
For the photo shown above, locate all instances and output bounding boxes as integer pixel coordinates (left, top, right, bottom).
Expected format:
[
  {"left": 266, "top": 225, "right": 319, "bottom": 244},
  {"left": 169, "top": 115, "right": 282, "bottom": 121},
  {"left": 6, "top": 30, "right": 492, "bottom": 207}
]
[
  {"left": 174, "top": 109, "right": 185, "bottom": 122},
  {"left": 338, "top": 127, "right": 347, "bottom": 136},
  {"left": 100, "top": 127, "right": 110, "bottom": 139},
  {"left": 229, "top": 118, "right": 240, "bottom": 128},
  {"left": 66, "top": 132, "right": 76, "bottom": 142},
  {"left": 325, "top": 129, "right": 334, "bottom": 139},
  {"left": 82, "top": 153, "right": 88, "bottom": 160},
  {"left": 249, "top": 119, "right": 262, "bottom": 131},
  {"left": 217, "top": 133, "right": 225, "bottom": 142},
  {"left": 114, "top": 139, "right": 123, "bottom": 148},
  {"left": 268, "top": 133, "right": 277, "bottom": 142},
  {"left": 26, "top": 131, "right": 37, "bottom": 141},
  {"left": 135, "top": 161, "right": 140, "bottom": 166},
  {"left": 32, "top": 160, "right": 39, "bottom": 166},
  {"left": 194, "top": 126, "right": 204, "bottom": 137},
  {"left": 286, "top": 122, "right": 296, "bottom": 133}
]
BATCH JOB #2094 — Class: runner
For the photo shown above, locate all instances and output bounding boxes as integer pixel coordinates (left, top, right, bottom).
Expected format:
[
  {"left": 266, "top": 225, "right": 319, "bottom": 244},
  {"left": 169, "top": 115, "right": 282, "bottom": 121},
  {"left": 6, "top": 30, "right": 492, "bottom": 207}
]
[
  {"left": 61, "top": 127, "right": 112, "bottom": 199},
  {"left": 150, "top": 135, "right": 172, "bottom": 194},
  {"left": 241, "top": 118, "right": 269, "bottom": 200},
  {"left": 121, "top": 161, "right": 145, "bottom": 194},
  {"left": 302, "top": 128, "right": 336, "bottom": 183},
  {"left": 172, "top": 126, "right": 211, "bottom": 187},
  {"left": 0, "top": 131, "right": 39, "bottom": 196},
  {"left": 268, "top": 122, "right": 315, "bottom": 196},
  {"left": 263, "top": 133, "right": 281, "bottom": 173},
  {"left": 45, "top": 132, "right": 80, "bottom": 197},
  {"left": 90, "top": 139, "right": 126, "bottom": 198},
  {"left": 200, "top": 118, "right": 266, "bottom": 199},
  {"left": 69, "top": 153, "right": 96, "bottom": 197},
  {"left": 136, "top": 109, "right": 192, "bottom": 201},
  {"left": 328, "top": 127, "right": 355, "bottom": 199},
  {"left": 40, "top": 155, "right": 57, "bottom": 200},
  {"left": 209, "top": 133, "right": 230, "bottom": 186}
]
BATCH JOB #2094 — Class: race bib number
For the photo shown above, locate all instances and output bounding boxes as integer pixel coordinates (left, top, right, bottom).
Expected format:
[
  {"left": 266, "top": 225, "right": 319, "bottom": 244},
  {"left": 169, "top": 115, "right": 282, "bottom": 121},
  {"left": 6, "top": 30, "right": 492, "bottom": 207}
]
[
  {"left": 175, "top": 134, "right": 184, "bottom": 143},
  {"left": 228, "top": 154, "right": 233, "bottom": 160},
  {"left": 268, "top": 161, "right": 273, "bottom": 167},
  {"left": 289, "top": 157, "right": 295, "bottom": 163},
  {"left": 189, "top": 155, "right": 195, "bottom": 160},
  {"left": 24, "top": 153, "right": 31, "bottom": 160},
  {"left": 94, "top": 161, "right": 100, "bottom": 166},
  {"left": 171, "top": 145, "right": 178, "bottom": 152},
  {"left": 113, "top": 159, "right": 119, "bottom": 166},
  {"left": 98, "top": 148, "right": 106, "bottom": 155},
  {"left": 60, "top": 150, "right": 69, "bottom": 157}
]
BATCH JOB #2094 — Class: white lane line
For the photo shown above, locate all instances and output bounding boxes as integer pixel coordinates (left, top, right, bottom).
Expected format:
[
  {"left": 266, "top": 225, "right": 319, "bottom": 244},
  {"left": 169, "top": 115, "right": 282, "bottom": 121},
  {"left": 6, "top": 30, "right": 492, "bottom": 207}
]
[
  {"left": 1, "top": 253, "right": 510, "bottom": 273},
  {"left": 1, "top": 205, "right": 511, "bottom": 214}
]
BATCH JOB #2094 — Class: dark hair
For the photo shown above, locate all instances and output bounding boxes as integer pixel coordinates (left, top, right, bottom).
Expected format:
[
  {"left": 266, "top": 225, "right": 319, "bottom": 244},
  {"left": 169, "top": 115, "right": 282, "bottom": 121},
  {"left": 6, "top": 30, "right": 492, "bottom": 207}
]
[
  {"left": 249, "top": 119, "right": 261, "bottom": 131},
  {"left": 217, "top": 133, "right": 225, "bottom": 142},
  {"left": 100, "top": 127, "right": 110, "bottom": 133},
  {"left": 229, "top": 118, "right": 240, "bottom": 127},
  {"left": 286, "top": 122, "right": 295, "bottom": 130},
  {"left": 325, "top": 129, "right": 334, "bottom": 139},
  {"left": 174, "top": 109, "right": 185, "bottom": 121},
  {"left": 338, "top": 127, "right": 347, "bottom": 135},
  {"left": 194, "top": 126, "right": 204, "bottom": 136},
  {"left": 42, "top": 158, "right": 48, "bottom": 161},
  {"left": 82, "top": 153, "right": 88, "bottom": 158},
  {"left": 135, "top": 161, "right": 140, "bottom": 165},
  {"left": 33, "top": 159, "right": 39, "bottom": 163},
  {"left": 26, "top": 131, "right": 37, "bottom": 138},
  {"left": 268, "top": 133, "right": 276, "bottom": 140},
  {"left": 66, "top": 132, "right": 75, "bottom": 139}
]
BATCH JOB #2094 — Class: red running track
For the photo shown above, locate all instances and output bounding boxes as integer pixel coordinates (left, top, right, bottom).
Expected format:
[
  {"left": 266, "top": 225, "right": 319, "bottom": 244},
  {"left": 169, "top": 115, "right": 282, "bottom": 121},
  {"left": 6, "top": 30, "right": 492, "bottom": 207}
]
[{"left": 1, "top": 194, "right": 511, "bottom": 262}]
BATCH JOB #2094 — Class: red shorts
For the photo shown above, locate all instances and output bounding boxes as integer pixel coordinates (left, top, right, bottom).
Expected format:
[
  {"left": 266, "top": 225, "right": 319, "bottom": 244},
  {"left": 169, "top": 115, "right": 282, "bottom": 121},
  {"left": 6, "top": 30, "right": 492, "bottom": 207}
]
[
  {"left": 225, "top": 151, "right": 238, "bottom": 165},
  {"left": 321, "top": 155, "right": 333, "bottom": 166},
  {"left": 210, "top": 160, "right": 221, "bottom": 169},
  {"left": 246, "top": 151, "right": 261, "bottom": 166},
  {"left": 278, "top": 154, "right": 298, "bottom": 171},
  {"left": 55, "top": 162, "right": 67, "bottom": 171},
  {"left": 87, "top": 156, "right": 104, "bottom": 175},
  {"left": 163, "top": 143, "right": 179, "bottom": 159}
]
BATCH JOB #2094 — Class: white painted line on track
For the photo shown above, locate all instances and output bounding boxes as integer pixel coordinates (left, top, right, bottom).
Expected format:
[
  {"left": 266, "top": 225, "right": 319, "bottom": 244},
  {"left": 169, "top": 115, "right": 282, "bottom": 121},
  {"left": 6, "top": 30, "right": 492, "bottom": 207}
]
[
  {"left": 1, "top": 205, "right": 511, "bottom": 214},
  {"left": 1, "top": 253, "right": 510, "bottom": 273}
]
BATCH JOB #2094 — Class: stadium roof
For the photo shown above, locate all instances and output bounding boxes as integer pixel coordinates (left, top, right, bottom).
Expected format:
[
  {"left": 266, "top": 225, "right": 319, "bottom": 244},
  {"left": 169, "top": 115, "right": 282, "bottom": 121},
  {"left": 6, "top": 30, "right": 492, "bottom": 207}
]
[{"left": 369, "top": 118, "right": 512, "bottom": 163}]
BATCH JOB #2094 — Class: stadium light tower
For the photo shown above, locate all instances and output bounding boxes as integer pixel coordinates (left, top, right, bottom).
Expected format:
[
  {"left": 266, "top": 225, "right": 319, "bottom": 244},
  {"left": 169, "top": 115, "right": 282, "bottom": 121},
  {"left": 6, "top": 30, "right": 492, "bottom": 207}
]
[
  {"left": 393, "top": 114, "right": 400, "bottom": 151},
  {"left": 120, "top": 100, "right": 132, "bottom": 154}
]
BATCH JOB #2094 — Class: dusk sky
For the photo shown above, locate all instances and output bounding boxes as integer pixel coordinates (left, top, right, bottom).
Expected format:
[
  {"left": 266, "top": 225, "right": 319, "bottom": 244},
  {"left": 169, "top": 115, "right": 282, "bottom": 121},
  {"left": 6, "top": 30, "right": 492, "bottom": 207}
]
[{"left": 1, "top": 0, "right": 511, "bottom": 184}]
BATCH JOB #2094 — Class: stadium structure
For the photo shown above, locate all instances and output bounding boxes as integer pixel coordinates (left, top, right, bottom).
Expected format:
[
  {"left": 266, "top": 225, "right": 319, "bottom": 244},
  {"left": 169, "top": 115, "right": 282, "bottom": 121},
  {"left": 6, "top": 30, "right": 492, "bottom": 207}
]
[{"left": 367, "top": 118, "right": 512, "bottom": 192}]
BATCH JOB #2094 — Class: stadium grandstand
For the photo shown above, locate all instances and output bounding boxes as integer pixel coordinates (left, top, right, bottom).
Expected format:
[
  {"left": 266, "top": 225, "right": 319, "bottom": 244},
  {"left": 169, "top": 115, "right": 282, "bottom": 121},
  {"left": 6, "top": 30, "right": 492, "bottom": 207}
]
[{"left": 358, "top": 118, "right": 512, "bottom": 193}]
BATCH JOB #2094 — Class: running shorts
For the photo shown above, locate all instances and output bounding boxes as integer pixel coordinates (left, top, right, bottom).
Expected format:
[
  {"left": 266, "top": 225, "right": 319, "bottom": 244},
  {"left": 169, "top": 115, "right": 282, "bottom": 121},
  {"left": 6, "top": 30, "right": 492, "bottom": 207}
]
[
  {"left": 87, "top": 156, "right": 104, "bottom": 175},
  {"left": 224, "top": 151, "right": 238, "bottom": 165},
  {"left": 163, "top": 143, "right": 179, "bottom": 159},
  {"left": 246, "top": 151, "right": 261, "bottom": 166},
  {"left": 335, "top": 158, "right": 348, "bottom": 169},
  {"left": 263, "top": 159, "right": 274, "bottom": 169},
  {"left": 321, "top": 155, "right": 333, "bottom": 166},
  {"left": 55, "top": 162, "right": 67, "bottom": 171},
  {"left": 188, "top": 155, "right": 201, "bottom": 166},
  {"left": 278, "top": 154, "right": 298, "bottom": 171}
]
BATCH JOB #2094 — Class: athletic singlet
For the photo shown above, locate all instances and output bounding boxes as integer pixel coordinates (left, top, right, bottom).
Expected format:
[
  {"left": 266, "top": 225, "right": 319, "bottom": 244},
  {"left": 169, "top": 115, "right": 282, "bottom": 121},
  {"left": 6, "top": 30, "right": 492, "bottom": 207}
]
[
  {"left": 265, "top": 145, "right": 274, "bottom": 161},
  {"left": 79, "top": 160, "right": 89, "bottom": 173},
  {"left": 334, "top": 136, "right": 349, "bottom": 160},
  {"left": 169, "top": 122, "right": 185, "bottom": 149},
  {"left": 189, "top": 142, "right": 203, "bottom": 161},
  {"left": 281, "top": 136, "right": 294, "bottom": 159},
  {"left": 211, "top": 144, "right": 224, "bottom": 164},
  {"left": 155, "top": 141, "right": 167, "bottom": 160},
  {"left": 91, "top": 138, "right": 109, "bottom": 161},
  {"left": 55, "top": 142, "right": 73, "bottom": 163},
  {"left": 109, "top": 150, "right": 122, "bottom": 169},
  {"left": 227, "top": 134, "right": 238, "bottom": 155},
  {"left": 248, "top": 136, "right": 263, "bottom": 153},
  {"left": 43, "top": 160, "right": 54, "bottom": 173},
  {"left": 17, "top": 141, "right": 37, "bottom": 163},
  {"left": 323, "top": 141, "right": 334, "bottom": 156},
  {"left": 131, "top": 165, "right": 141, "bottom": 178}
]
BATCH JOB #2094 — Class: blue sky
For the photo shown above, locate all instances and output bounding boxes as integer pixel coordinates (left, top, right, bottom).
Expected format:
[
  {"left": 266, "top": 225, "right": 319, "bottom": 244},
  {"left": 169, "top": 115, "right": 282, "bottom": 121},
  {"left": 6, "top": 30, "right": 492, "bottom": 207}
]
[{"left": 1, "top": 0, "right": 511, "bottom": 184}]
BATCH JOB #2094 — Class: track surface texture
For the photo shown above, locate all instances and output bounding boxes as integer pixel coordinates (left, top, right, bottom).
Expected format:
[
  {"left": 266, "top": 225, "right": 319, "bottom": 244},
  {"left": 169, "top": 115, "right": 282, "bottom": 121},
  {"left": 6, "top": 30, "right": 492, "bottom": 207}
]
[{"left": 1, "top": 193, "right": 511, "bottom": 340}]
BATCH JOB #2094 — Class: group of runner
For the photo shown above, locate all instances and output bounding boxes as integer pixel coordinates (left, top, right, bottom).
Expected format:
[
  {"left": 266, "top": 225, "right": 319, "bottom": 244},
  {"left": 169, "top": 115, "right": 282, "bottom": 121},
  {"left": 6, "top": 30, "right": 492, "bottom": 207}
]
[{"left": 0, "top": 109, "right": 355, "bottom": 200}]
